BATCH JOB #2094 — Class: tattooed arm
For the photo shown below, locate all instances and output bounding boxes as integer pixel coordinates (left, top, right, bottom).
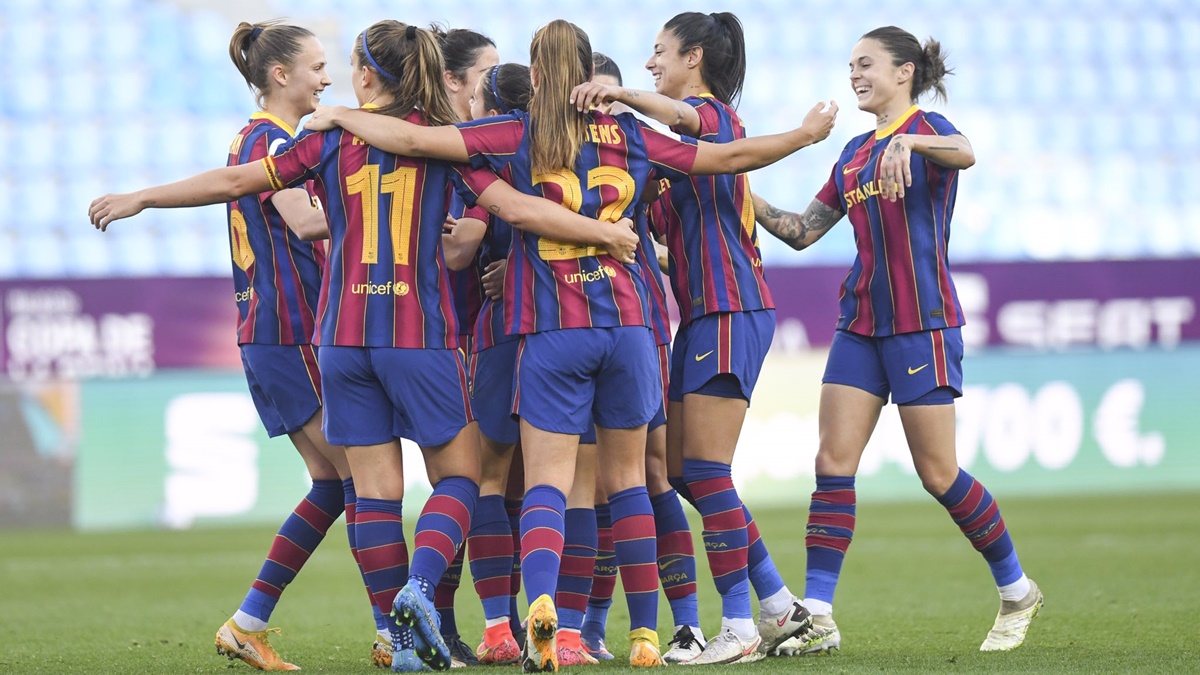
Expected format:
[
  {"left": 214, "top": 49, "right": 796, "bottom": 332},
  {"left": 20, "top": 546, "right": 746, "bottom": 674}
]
[{"left": 752, "top": 193, "right": 843, "bottom": 251}]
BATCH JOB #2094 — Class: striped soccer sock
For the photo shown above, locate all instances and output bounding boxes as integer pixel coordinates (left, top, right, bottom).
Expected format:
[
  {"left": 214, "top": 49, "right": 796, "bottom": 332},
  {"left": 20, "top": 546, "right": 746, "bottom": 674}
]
[
  {"left": 435, "top": 547, "right": 465, "bottom": 637},
  {"left": 804, "top": 475, "right": 856, "bottom": 609},
  {"left": 608, "top": 486, "right": 659, "bottom": 632},
  {"left": 743, "top": 504, "right": 793, "bottom": 615},
  {"left": 556, "top": 508, "right": 598, "bottom": 631},
  {"left": 355, "top": 497, "right": 409, "bottom": 618},
  {"left": 651, "top": 489, "right": 700, "bottom": 629},
  {"left": 520, "top": 485, "right": 567, "bottom": 603},
  {"left": 505, "top": 498, "right": 524, "bottom": 634},
  {"left": 410, "top": 476, "right": 478, "bottom": 601},
  {"left": 342, "top": 478, "right": 388, "bottom": 633},
  {"left": 683, "top": 458, "right": 751, "bottom": 622},
  {"left": 468, "top": 494, "right": 516, "bottom": 622},
  {"left": 937, "top": 469, "right": 1024, "bottom": 587},
  {"left": 237, "top": 479, "right": 343, "bottom": 627},
  {"left": 582, "top": 503, "right": 616, "bottom": 647}
]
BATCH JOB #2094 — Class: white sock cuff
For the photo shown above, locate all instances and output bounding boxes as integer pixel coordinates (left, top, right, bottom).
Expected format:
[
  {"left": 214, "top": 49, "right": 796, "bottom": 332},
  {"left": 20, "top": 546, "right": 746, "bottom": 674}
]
[
  {"left": 999, "top": 575, "right": 1031, "bottom": 601},
  {"left": 802, "top": 598, "right": 833, "bottom": 617},
  {"left": 759, "top": 586, "right": 794, "bottom": 616}
]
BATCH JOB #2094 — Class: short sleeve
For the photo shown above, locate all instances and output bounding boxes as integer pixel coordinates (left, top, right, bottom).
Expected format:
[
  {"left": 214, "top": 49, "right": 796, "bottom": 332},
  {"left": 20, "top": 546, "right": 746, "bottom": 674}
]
[
  {"left": 919, "top": 112, "right": 961, "bottom": 138},
  {"left": 451, "top": 163, "right": 503, "bottom": 208},
  {"left": 675, "top": 96, "right": 723, "bottom": 138},
  {"left": 263, "top": 130, "right": 324, "bottom": 191},
  {"left": 640, "top": 124, "right": 697, "bottom": 183},
  {"left": 457, "top": 113, "right": 526, "bottom": 173},
  {"left": 814, "top": 163, "right": 844, "bottom": 212}
]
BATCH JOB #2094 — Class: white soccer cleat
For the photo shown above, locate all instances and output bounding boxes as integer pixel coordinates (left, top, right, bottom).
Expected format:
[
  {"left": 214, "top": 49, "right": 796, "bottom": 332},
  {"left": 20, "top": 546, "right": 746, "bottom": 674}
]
[
  {"left": 680, "top": 627, "right": 761, "bottom": 666},
  {"left": 796, "top": 614, "right": 841, "bottom": 655},
  {"left": 662, "top": 625, "right": 705, "bottom": 663},
  {"left": 756, "top": 597, "right": 813, "bottom": 655},
  {"left": 980, "top": 578, "right": 1043, "bottom": 652}
]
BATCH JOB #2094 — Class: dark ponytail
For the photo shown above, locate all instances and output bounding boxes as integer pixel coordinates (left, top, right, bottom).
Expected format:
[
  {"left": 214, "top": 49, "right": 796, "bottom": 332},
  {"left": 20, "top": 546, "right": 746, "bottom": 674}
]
[
  {"left": 356, "top": 20, "right": 459, "bottom": 124},
  {"left": 228, "top": 20, "right": 315, "bottom": 108},
  {"left": 861, "top": 26, "right": 952, "bottom": 103},
  {"left": 662, "top": 11, "right": 746, "bottom": 107},
  {"left": 481, "top": 63, "right": 532, "bottom": 114}
]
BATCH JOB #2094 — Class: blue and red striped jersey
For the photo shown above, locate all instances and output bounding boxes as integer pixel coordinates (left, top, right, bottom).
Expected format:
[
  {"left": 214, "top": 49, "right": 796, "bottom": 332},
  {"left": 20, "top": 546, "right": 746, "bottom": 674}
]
[
  {"left": 814, "top": 106, "right": 965, "bottom": 337},
  {"left": 639, "top": 200, "right": 672, "bottom": 347},
  {"left": 446, "top": 193, "right": 489, "bottom": 338},
  {"left": 453, "top": 110, "right": 698, "bottom": 335},
  {"left": 658, "top": 95, "right": 772, "bottom": 328},
  {"left": 472, "top": 212, "right": 517, "bottom": 352},
  {"left": 263, "top": 110, "right": 459, "bottom": 349},
  {"left": 227, "top": 112, "right": 325, "bottom": 345}
]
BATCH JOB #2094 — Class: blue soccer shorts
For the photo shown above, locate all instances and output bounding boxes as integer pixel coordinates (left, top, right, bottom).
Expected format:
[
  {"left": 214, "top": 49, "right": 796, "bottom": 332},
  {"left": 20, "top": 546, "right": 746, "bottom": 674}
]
[
  {"left": 668, "top": 310, "right": 775, "bottom": 403},
  {"left": 240, "top": 343, "right": 322, "bottom": 438},
  {"left": 469, "top": 339, "right": 521, "bottom": 445},
  {"left": 822, "top": 327, "right": 964, "bottom": 405},
  {"left": 514, "top": 326, "right": 659, "bottom": 435},
  {"left": 319, "top": 346, "right": 473, "bottom": 448}
]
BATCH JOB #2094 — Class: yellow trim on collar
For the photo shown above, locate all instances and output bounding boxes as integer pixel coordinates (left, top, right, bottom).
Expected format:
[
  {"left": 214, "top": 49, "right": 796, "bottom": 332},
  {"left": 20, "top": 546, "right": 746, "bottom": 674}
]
[
  {"left": 251, "top": 111, "right": 296, "bottom": 138},
  {"left": 875, "top": 105, "right": 919, "bottom": 141}
]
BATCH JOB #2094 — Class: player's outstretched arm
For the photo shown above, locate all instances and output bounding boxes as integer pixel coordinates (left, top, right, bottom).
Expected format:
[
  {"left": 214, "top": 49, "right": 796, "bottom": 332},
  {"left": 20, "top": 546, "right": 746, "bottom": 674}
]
[
  {"left": 570, "top": 82, "right": 702, "bottom": 136},
  {"left": 89, "top": 163, "right": 273, "bottom": 231},
  {"left": 474, "top": 181, "right": 639, "bottom": 264},
  {"left": 305, "top": 105, "right": 470, "bottom": 163},
  {"left": 752, "top": 192, "right": 843, "bottom": 251},
  {"left": 691, "top": 101, "right": 838, "bottom": 175}
]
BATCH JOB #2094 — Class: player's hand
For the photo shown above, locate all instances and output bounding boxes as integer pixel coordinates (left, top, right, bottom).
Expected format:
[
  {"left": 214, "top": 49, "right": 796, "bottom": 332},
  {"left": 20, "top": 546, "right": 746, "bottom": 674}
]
[
  {"left": 800, "top": 100, "right": 839, "bottom": 145},
  {"left": 879, "top": 134, "right": 914, "bottom": 201},
  {"left": 601, "top": 217, "right": 639, "bottom": 265},
  {"left": 482, "top": 259, "right": 507, "bottom": 300},
  {"left": 305, "top": 105, "right": 348, "bottom": 132},
  {"left": 570, "top": 82, "right": 622, "bottom": 113},
  {"left": 443, "top": 214, "right": 459, "bottom": 234},
  {"left": 88, "top": 193, "right": 144, "bottom": 231}
]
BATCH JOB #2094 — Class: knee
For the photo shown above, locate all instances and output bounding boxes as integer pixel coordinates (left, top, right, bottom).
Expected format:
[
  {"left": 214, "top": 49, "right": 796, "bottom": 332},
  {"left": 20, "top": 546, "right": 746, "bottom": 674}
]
[
  {"left": 916, "top": 465, "right": 959, "bottom": 497},
  {"left": 814, "top": 446, "right": 858, "bottom": 477},
  {"left": 645, "top": 454, "right": 671, "bottom": 496}
]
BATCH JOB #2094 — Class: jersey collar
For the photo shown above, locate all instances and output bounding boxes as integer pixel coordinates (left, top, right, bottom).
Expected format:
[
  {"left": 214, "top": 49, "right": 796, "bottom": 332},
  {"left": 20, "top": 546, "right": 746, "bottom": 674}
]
[
  {"left": 875, "top": 105, "right": 919, "bottom": 141},
  {"left": 251, "top": 111, "right": 296, "bottom": 137}
]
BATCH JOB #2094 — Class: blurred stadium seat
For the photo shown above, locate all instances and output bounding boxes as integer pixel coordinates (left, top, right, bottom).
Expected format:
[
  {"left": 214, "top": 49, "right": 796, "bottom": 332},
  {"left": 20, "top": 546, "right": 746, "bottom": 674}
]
[{"left": 1, "top": 0, "right": 1195, "bottom": 276}]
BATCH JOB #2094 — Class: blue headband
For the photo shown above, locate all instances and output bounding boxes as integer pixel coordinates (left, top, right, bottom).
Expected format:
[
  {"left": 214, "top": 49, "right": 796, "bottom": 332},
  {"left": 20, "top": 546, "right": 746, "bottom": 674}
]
[
  {"left": 361, "top": 30, "right": 398, "bottom": 82},
  {"left": 488, "top": 66, "right": 508, "bottom": 113}
]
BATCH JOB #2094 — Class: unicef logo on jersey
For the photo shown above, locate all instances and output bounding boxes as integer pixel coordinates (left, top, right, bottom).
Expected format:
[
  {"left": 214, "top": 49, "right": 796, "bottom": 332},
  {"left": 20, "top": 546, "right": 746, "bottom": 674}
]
[
  {"left": 563, "top": 266, "right": 618, "bottom": 285},
  {"left": 351, "top": 281, "right": 410, "bottom": 297}
]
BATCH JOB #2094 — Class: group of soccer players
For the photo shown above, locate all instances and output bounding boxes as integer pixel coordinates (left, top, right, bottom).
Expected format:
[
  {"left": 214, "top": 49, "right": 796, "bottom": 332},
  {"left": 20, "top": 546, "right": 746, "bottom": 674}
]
[{"left": 88, "top": 10, "right": 1043, "bottom": 674}]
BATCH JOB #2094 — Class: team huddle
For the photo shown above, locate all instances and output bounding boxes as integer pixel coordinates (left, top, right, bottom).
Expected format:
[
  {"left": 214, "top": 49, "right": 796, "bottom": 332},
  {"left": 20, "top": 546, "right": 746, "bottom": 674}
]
[{"left": 88, "top": 11, "right": 1043, "bottom": 673}]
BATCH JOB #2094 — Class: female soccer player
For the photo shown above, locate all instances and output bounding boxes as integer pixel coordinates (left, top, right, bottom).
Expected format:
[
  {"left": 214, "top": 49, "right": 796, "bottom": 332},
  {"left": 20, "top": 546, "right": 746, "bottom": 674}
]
[
  {"left": 459, "top": 62, "right": 534, "bottom": 666},
  {"left": 570, "top": 12, "right": 813, "bottom": 664},
  {"left": 577, "top": 51, "right": 700, "bottom": 665},
  {"left": 750, "top": 26, "right": 1042, "bottom": 654},
  {"left": 193, "top": 20, "right": 374, "bottom": 672},
  {"left": 89, "top": 19, "right": 640, "bottom": 673},
  {"left": 303, "top": 19, "right": 836, "bottom": 671},
  {"left": 428, "top": 26, "right": 498, "bottom": 668}
]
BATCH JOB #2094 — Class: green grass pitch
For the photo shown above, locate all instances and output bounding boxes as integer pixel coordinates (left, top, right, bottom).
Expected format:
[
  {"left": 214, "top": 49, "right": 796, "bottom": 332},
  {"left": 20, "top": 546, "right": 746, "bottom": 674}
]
[{"left": 2, "top": 492, "right": 1197, "bottom": 673}]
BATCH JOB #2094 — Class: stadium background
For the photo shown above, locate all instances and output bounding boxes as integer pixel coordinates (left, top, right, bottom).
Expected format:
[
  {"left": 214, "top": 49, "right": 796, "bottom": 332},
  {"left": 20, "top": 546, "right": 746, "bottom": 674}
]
[{"left": 0, "top": 0, "right": 1197, "bottom": 532}]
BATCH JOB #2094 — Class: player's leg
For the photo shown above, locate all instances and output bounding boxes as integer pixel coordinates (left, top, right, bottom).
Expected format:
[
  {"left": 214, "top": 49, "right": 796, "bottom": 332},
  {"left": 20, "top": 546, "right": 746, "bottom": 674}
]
[
  {"left": 793, "top": 329, "right": 890, "bottom": 656},
  {"left": 511, "top": 329, "right": 600, "bottom": 673},
  {"left": 379, "top": 348, "right": 479, "bottom": 672},
  {"left": 555, "top": 438, "right": 600, "bottom": 666},
  {"left": 581, "top": 481, "right": 616, "bottom": 660},
  {"left": 890, "top": 328, "right": 1041, "bottom": 652},
  {"left": 593, "top": 326, "right": 662, "bottom": 668},
  {"left": 217, "top": 346, "right": 341, "bottom": 672}
]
